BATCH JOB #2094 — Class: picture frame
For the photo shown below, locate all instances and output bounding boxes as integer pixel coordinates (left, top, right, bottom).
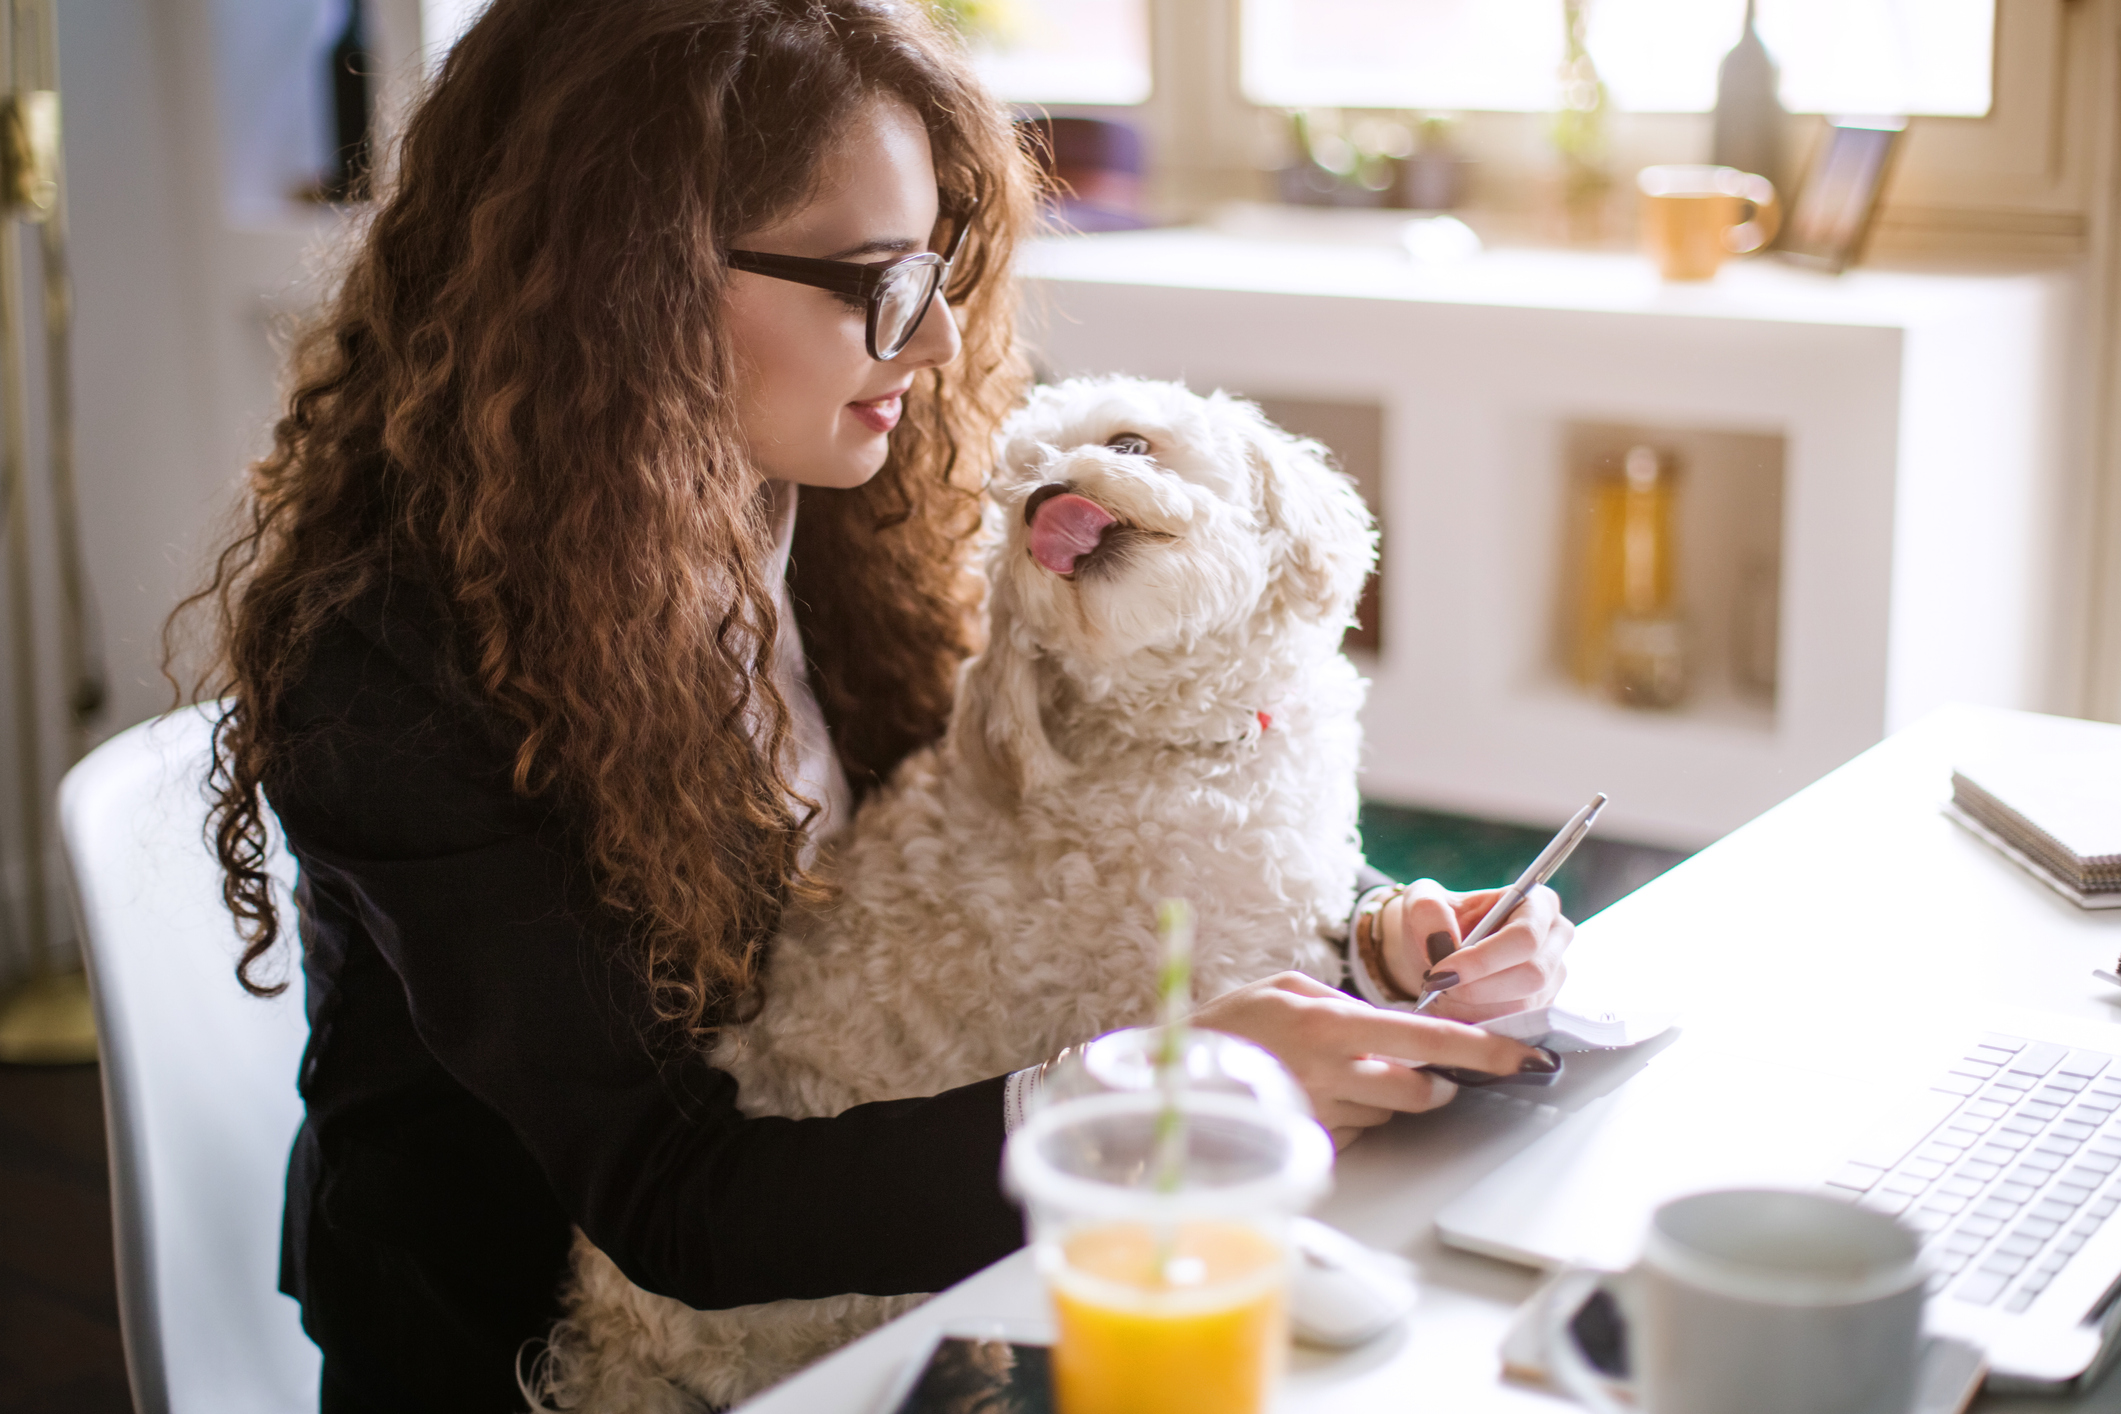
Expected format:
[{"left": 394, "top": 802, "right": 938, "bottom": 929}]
[{"left": 1776, "top": 118, "right": 1907, "bottom": 274}]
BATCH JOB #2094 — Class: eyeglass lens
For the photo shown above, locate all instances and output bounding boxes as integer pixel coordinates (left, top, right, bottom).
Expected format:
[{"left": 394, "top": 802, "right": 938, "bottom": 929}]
[{"left": 875, "top": 260, "right": 943, "bottom": 359}]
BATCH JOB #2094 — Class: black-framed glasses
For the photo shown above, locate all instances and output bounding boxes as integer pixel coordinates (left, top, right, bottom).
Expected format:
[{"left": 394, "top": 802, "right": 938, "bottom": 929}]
[{"left": 727, "top": 201, "right": 975, "bottom": 362}]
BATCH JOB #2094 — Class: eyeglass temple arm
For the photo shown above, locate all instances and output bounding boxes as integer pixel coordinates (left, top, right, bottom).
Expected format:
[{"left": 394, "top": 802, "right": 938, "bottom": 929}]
[{"left": 724, "top": 249, "right": 881, "bottom": 298}]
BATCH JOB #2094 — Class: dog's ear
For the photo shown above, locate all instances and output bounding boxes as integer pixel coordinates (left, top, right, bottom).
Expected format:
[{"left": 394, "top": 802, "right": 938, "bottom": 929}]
[
  {"left": 948, "top": 591, "right": 1070, "bottom": 803},
  {"left": 1235, "top": 397, "right": 1379, "bottom": 623}
]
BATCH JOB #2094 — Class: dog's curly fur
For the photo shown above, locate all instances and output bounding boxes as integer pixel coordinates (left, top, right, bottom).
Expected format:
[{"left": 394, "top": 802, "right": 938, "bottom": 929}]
[{"left": 528, "top": 377, "right": 1379, "bottom": 1410}]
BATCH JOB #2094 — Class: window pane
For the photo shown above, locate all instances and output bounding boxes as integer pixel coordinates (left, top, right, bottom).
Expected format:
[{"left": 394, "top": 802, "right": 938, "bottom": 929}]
[
  {"left": 1240, "top": 0, "right": 1993, "bottom": 116},
  {"left": 968, "top": 0, "right": 1152, "bottom": 105}
]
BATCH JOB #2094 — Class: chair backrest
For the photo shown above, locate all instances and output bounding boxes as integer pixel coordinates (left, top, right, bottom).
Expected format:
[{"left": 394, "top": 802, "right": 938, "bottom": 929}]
[{"left": 60, "top": 706, "right": 319, "bottom": 1414}]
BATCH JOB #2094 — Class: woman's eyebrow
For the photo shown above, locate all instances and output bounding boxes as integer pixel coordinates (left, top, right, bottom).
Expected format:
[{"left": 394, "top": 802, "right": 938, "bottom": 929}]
[{"left": 824, "top": 235, "right": 920, "bottom": 261}]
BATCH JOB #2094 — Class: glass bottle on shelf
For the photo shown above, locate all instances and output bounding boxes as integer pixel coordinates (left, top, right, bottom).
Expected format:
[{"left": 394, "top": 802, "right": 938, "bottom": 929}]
[{"left": 1575, "top": 444, "right": 1685, "bottom": 709}]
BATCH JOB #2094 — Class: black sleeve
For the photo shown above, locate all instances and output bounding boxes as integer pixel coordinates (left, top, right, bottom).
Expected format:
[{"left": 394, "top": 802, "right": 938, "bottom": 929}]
[{"left": 268, "top": 607, "right": 1023, "bottom": 1309}]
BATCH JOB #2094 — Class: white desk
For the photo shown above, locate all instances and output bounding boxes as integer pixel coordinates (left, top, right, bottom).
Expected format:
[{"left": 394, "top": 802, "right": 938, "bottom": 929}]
[{"left": 743, "top": 704, "right": 2121, "bottom": 1413}]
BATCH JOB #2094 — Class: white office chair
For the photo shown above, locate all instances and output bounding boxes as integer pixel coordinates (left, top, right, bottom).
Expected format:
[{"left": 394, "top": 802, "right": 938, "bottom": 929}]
[{"left": 61, "top": 705, "right": 321, "bottom": 1414}]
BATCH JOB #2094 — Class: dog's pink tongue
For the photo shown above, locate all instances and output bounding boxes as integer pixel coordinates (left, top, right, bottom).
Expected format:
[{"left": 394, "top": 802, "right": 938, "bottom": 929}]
[{"left": 1028, "top": 493, "right": 1116, "bottom": 574}]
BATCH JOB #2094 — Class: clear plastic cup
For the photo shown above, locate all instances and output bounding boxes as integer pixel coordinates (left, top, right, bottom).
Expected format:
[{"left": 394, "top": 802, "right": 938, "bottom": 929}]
[
  {"left": 1030, "top": 1027, "right": 1314, "bottom": 1120},
  {"left": 1006, "top": 1084, "right": 1333, "bottom": 1414}
]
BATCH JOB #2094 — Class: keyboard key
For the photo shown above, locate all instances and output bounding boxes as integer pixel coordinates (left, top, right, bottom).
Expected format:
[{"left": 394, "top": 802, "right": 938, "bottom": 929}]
[
  {"left": 2005, "top": 1288, "right": 2040, "bottom": 1312},
  {"left": 1938, "top": 1175, "right": 1985, "bottom": 1198},
  {"left": 2021, "top": 1150, "right": 2066, "bottom": 1172},
  {"left": 2077, "top": 1093, "right": 2121, "bottom": 1115},
  {"left": 1942, "top": 1123, "right": 1991, "bottom": 1146},
  {"left": 2057, "top": 1232, "right": 2089, "bottom": 1254},
  {"left": 1943, "top": 1229, "right": 1991, "bottom": 1255},
  {"left": 1950, "top": 1060, "right": 2002, "bottom": 1081},
  {"left": 1882, "top": 1172, "right": 1929, "bottom": 1197},
  {"left": 1960, "top": 1213, "right": 2006, "bottom": 1238},
  {"left": 1934, "top": 1076, "right": 1981, "bottom": 1098},
  {"left": 1907, "top": 1208, "right": 1954, "bottom": 1236},
  {"left": 2089, "top": 1077, "right": 2121, "bottom": 1099},
  {"left": 1985, "top": 1131, "right": 2031, "bottom": 1153},
  {"left": 2021, "top": 1100, "right": 2066, "bottom": 1122},
  {"left": 2051, "top": 1183, "right": 2095, "bottom": 1207},
  {"left": 2010, "top": 1043, "right": 2069, "bottom": 1078},
  {"left": 1862, "top": 1190, "right": 1913, "bottom": 1216},
  {"left": 2035, "top": 1137, "right": 2085, "bottom": 1159},
  {"left": 2019, "top": 1216, "right": 2063, "bottom": 1240},
  {"left": 1980, "top": 1249, "right": 2032, "bottom": 1276},
  {"left": 2000, "top": 1115, "right": 2046, "bottom": 1137},
  {"left": 1995, "top": 1180, "right": 2040, "bottom": 1204},
  {"left": 2036, "top": 1251, "right": 2073, "bottom": 1274},
  {"left": 2092, "top": 1197, "right": 2121, "bottom": 1219},
  {"left": 1990, "top": 1074, "right": 2036, "bottom": 1094},
  {"left": 2036, "top": 1197, "right": 2082, "bottom": 1221},
  {"left": 1904, "top": 1156, "right": 1949, "bottom": 1180},
  {"left": 2071, "top": 1160, "right": 2119, "bottom": 1183},
  {"left": 2057, "top": 1120, "right": 2101, "bottom": 1142},
  {"left": 2021, "top": 1269, "right": 2055, "bottom": 1293},
  {"left": 1919, "top": 1191, "right": 1969, "bottom": 1214},
  {"left": 2061, "top": 1050, "right": 2113, "bottom": 1079},
  {"left": 1959, "top": 1158, "right": 2005, "bottom": 1181},
  {"left": 1827, "top": 1161, "right": 1886, "bottom": 1193},
  {"left": 2044, "top": 1077, "right": 2089, "bottom": 1097},
  {"left": 1930, "top": 1249, "right": 1972, "bottom": 1275},
  {"left": 1980, "top": 1034, "right": 2029, "bottom": 1054},
  {"left": 1977, "top": 1197, "right": 2027, "bottom": 1220},
  {"left": 1996, "top": 1232, "right": 2045, "bottom": 1257},
  {"left": 2087, "top": 1139, "right": 2121, "bottom": 1161},
  {"left": 1966, "top": 1098, "right": 2011, "bottom": 1119}
]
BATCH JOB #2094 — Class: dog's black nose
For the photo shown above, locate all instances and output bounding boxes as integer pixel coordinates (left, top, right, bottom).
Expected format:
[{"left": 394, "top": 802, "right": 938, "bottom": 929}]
[
  {"left": 1105, "top": 432, "right": 1150, "bottom": 456},
  {"left": 1023, "top": 482, "right": 1071, "bottom": 527}
]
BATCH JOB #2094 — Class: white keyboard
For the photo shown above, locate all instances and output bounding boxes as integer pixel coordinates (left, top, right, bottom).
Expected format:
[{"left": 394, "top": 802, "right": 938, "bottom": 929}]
[{"left": 1825, "top": 1032, "right": 2121, "bottom": 1314}]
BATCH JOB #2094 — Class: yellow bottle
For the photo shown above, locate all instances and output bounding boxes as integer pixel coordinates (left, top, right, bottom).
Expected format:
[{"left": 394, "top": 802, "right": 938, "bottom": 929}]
[
  {"left": 1048, "top": 1220, "right": 1287, "bottom": 1414},
  {"left": 1575, "top": 444, "right": 1684, "bottom": 707}
]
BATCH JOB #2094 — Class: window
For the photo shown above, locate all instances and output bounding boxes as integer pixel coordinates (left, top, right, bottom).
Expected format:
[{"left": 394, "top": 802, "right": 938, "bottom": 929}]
[
  {"left": 959, "top": 0, "right": 1151, "bottom": 105},
  {"left": 1240, "top": 0, "right": 1994, "bottom": 117}
]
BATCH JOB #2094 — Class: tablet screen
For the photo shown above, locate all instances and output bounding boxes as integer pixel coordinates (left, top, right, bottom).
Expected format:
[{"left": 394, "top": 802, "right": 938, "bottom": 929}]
[{"left": 884, "top": 1336, "right": 1053, "bottom": 1414}]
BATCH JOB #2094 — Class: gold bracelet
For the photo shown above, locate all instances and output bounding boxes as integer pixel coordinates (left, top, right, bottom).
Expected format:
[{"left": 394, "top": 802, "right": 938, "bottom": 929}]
[{"left": 1354, "top": 886, "right": 1422, "bottom": 1003}]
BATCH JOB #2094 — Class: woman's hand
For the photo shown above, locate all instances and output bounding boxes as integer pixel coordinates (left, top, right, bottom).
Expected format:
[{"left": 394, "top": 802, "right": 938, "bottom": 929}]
[
  {"left": 1377, "top": 880, "right": 1573, "bottom": 1022},
  {"left": 1191, "top": 972, "right": 1556, "bottom": 1150}
]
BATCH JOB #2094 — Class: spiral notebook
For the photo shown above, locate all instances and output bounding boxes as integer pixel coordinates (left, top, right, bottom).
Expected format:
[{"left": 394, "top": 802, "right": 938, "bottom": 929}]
[{"left": 1947, "top": 752, "right": 2121, "bottom": 910}]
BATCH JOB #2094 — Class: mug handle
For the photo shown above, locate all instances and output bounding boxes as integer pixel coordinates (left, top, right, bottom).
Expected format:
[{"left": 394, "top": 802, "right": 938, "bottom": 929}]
[
  {"left": 1725, "top": 172, "right": 1781, "bottom": 255},
  {"left": 1539, "top": 1267, "right": 1634, "bottom": 1414}
]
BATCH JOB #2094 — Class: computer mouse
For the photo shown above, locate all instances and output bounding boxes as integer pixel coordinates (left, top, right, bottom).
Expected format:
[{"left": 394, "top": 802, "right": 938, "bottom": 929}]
[{"left": 1288, "top": 1217, "right": 1418, "bottom": 1348}]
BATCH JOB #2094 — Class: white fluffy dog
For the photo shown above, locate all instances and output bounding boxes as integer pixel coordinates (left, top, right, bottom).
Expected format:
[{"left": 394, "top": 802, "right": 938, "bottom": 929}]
[{"left": 531, "top": 376, "right": 1378, "bottom": 1411}]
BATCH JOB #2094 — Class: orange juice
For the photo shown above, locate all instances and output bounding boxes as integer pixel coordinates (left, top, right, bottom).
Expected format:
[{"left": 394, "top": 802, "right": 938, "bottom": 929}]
[{"left": 1047, "top": 1220, "right": 1286, "bottom": 1414}]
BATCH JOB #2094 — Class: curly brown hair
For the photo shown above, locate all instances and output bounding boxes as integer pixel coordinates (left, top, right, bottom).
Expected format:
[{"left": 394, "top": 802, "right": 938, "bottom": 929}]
[{"left": 171, "top": 0, "right": 1036, "bottom": 1040}]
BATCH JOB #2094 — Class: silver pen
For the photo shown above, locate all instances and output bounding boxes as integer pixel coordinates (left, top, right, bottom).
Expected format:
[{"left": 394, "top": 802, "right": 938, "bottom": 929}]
[{"left": 1411, "top": 792, "right": 1608, "bottom": 1014}]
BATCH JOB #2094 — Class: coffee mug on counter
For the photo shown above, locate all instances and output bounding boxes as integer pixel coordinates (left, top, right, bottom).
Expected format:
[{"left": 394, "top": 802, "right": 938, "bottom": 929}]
[
  {"left": 1638, "top": 164, "right": 1780, "bottom": 281},
  {"left": 1542, "top": 1188, "right": 1927, "bottom": 1414}
]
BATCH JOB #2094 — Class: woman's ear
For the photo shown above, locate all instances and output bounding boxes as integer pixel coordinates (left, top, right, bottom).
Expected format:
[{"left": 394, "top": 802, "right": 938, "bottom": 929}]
[
  {"left": 948, "top": 587, "right": 1070, "bottom": 803},
  {"left": 1236, "top": 397, "right": 1379, "bottom": 624}
]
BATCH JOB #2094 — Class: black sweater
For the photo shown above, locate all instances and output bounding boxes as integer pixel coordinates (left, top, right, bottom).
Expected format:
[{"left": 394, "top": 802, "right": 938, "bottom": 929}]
[{"left": 268, "top": 587, "right": 1023, "bottom": 1411}]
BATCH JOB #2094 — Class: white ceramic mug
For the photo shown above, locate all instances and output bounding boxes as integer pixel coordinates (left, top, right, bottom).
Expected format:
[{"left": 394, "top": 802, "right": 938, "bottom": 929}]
[{"left": 1543, "top": 1188, "right": 1926, "bottom": 1414}]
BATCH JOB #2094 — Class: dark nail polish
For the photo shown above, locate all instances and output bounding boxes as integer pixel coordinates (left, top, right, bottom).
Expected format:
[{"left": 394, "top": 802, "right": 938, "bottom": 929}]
[
  {"left": 1426, "top": 930, "right": 1458, "bottom": 965},
  {"left": 1422, "top": 969, "right": 1460, "bottom": 993},
  {"left": 1518, "top": 1046, "right": 1562, "bottom": 1075}
]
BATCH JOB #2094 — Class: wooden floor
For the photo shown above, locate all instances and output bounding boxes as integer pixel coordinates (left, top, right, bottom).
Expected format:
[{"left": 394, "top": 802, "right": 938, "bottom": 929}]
[{"left": 0, "top": 1062, "right": 130, "bottom": 1413}]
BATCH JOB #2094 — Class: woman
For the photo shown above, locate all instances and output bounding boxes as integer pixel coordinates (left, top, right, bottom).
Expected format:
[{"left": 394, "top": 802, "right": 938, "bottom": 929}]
[{"left": 178, "top": 1, "right": 1570, "bottom": 1407}]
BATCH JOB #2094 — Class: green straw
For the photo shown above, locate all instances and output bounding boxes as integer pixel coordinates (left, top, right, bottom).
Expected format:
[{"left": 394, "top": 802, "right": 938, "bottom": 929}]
[{"left": 1152, "top": 899, "right": 1194, "bottom": 1224}]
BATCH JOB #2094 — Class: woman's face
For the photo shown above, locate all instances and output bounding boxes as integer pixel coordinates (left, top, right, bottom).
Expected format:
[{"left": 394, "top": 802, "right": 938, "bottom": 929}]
[{"left": 724, "top": 97, "right": 963, "bottom": 490}]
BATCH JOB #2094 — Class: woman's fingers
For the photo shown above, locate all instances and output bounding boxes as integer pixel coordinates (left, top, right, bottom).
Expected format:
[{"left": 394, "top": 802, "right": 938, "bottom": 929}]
[
  {"left": 1379, "top": 879, "right": 1462, "bottom": 996},
  {"left": 1189, "top": 972, "right": 1543, "bottom": 1140}
]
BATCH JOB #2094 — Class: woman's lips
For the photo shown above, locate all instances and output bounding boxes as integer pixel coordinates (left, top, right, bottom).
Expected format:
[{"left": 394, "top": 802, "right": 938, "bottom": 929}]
[{"left": 848, "top": 392, "right": 904, "bottom": 434}]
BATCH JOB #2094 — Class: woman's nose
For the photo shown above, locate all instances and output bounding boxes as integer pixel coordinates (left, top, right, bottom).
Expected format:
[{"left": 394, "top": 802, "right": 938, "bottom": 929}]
[{"left": 896, "top": 290, "right": 961, "bottom": 370}]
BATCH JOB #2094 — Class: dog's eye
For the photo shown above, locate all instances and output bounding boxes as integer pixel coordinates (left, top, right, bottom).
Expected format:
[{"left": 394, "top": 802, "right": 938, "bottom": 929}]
[{"left": 1105, "top": 433, "right": 1150, "bottom": 456}]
